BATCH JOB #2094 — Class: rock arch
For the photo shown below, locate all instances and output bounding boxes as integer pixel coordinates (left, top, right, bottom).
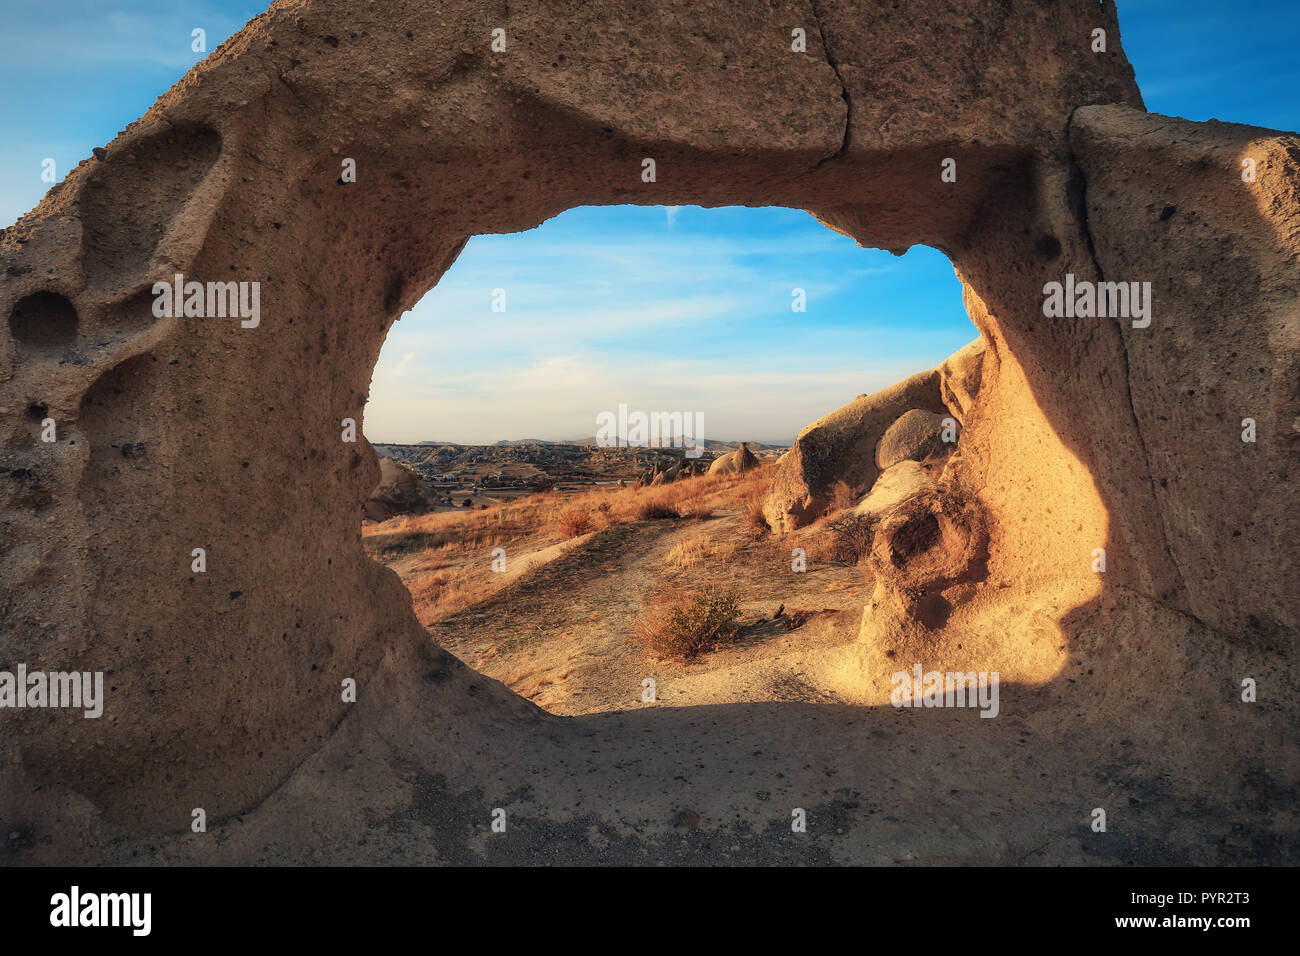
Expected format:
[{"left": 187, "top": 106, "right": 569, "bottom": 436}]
[{"left": 2, "top": 0, "right": 1296, "bottom": 859}]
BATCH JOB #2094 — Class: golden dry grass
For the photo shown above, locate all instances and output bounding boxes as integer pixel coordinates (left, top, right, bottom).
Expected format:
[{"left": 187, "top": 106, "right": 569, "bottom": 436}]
[
  {"left": 664, "top": 528, "right": 738, "bottom": 569},
  {"left": 553, "top": 508, "right": 593, "bottom": 539},
  {"left": 635, "top": 499, "right": 680, "bottom": 520},
  {"left": 741, "top": 484, "right": 770, "bottom": 538},
  {"left": 826, "top": 479, "right": 858, "bottom": 513},
  {"left": 363, "top": 463, "right": 773, "bottom": 626}
]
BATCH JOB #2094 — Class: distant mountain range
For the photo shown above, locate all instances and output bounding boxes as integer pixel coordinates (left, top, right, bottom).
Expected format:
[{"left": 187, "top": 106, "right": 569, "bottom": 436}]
[
  {"left": 552, "top": 437, "right": 793, "bottom": 451},
  {"left": 398, "top": 437, "right": 794, "bottom": 450}
]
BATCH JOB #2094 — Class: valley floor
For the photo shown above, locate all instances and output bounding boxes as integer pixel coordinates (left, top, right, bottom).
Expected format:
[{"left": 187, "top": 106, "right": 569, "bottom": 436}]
[
  {"left": 365, "top": 466, "right": 870, "bottom": 715},
  {"left": 430, "top": 509, "right": 865, "bottom": 714}
]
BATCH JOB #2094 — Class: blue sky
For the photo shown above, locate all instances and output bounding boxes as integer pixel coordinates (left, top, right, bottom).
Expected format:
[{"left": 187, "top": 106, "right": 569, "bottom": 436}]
[{"left": 3, "top": 1, "right": 1297, "bottom": 443}]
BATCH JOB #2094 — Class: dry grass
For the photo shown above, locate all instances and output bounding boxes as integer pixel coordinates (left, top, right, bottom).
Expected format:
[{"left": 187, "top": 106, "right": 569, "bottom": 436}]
[
  {"left": 553, "top": 508, "right": 592, "bottom": 539},
  {"left": 409, "top": 571, "right": 499, "bottom": 625},
  {"left": 363, "top": 463, "right": 770, "bottom": 546},
  {"left": 665, "top": 529, "right": 737, "bottom": 569},
  {"left": 636, "top": 499, "right": 681, "bottom": 520},
  {"left": 634, "top": 584, "right": 744, "bottom": 661},
  {"left": 826, "top": 479, "right": 859, "bottom": 513},
  {"left": 363, "top": 462, "right": 775, "bottom": 625},
  {"left": 742, "top": 485, "right": 770, "bottom": 538},
  {"left": 808, "top": 510, "right": 876, "bottom": 565},
  {"left": 679, "top": 495, "right": 714, "bottom": 520}
]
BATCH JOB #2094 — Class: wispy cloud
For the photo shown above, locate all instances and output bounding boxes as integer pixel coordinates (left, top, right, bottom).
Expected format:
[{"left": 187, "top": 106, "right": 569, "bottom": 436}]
[
  {"left": 364, "top": 205, "right": 976, "bottom": 444},
  {"left": 363, "top": 348, "right": 944, "bottom": 446},
  {"left": 387, "top": 352, "right": 417, "bottom": 378}
]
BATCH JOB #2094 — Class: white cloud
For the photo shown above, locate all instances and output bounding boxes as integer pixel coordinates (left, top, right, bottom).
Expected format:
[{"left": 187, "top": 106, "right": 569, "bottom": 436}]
[
  {"left": 363, "top": 349, "right": 940, "bottom": 446},
  {"left": 390, "top": 352, "right": 417, "bottom": 377}
]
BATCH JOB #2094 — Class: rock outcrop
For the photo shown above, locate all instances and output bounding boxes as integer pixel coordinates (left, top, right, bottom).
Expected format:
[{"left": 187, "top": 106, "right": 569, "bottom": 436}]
[
  {"left": 707, "top": 441, "right": 759, "bottom": 475},
  {"left": 875, "top": 408, "right": 949, "bottom": 470},
  {"left": 763, "top": 339, "right": 984, "bottom": 531},
  {"left": 1, "top": 0, "right": 1295, "bottom": 865},
  {"left": 363, "top": 457, "right": 437, "bottom": 521},
  {"left": 937, "top": 337, "right": 987, "bottom": 425},
  {"left": 854, "top": 459, "right": 928, "bottom": 524}
]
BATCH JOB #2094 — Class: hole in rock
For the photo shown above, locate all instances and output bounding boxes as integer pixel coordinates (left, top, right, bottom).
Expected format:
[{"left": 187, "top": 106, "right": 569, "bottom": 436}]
[
  {"left": 361, "top": 205, "right": 980, "bottom": 716},
  {"left": 891, "top": 512, "right": 942, "bottom": 565},
  {"left": 9, "top": 291, "right": 78, "bottom": 349}
]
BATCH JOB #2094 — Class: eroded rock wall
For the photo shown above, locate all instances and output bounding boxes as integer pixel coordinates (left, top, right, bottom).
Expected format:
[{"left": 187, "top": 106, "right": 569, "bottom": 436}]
[
  {"left": 8, "top": 0, "right": 1285, "bottom": 848},
  {"left": 1070, "top": 105, "right": 1300, "bottom": 640}
]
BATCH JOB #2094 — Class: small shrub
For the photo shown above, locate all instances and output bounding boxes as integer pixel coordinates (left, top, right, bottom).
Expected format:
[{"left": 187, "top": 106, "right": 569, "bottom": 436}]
[
  {"left": 555, "top": 508, "right": 592, "bottom": 539},
  {"left": 826, "top": 479, "right": 858, "bottom": 513},
  {"left": 636, "top": 499, "right": 680, "bottom": 520},
  {"left": 635, "top": 584, "right": 743, "bottom": 660},
  {"left": 824, "top": 511, "right": 875, "bottom": 565},
  {"left": 743, "top": 494, "right": 770, "bottom": 538}
]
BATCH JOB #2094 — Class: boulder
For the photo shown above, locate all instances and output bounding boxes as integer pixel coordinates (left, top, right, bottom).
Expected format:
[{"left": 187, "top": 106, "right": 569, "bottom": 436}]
[
  {"left": 763, "top": 339, "right": 984, "bottom": 532},
  {"left": 363, "top": 457, "right": 436, "bottom": 521},
  {"left": 707, "top": 441, "right": 759, "bottom": 474},
  {"left": 855, "top": 460, "right": 930, "bottom": 524},
  {"left": 875, "top": 409, "right": 949, "bottom": 470}
]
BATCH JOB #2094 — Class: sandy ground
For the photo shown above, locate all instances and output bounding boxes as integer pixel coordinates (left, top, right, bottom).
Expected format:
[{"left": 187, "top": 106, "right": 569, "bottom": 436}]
[
  {"left": 428, "top": 508, "right": 866, "bottom": 715},
  {"left": 8, "top": 500, "right": 1294, "bottom": 866},
  {"left": 13, "top": 575, "right": 1295, "bottom": 866}
]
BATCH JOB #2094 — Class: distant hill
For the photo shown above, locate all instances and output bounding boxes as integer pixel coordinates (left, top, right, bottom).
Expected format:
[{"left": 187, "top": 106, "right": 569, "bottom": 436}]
[
  {"left": 375, "top": 437, "right": 795, "bottom": 450},
  {"left": 560, "top": 437, "right": 792, "bottom": 451},
  {"left": 699, "top": 439, "right": 794, "bottom": 452}
]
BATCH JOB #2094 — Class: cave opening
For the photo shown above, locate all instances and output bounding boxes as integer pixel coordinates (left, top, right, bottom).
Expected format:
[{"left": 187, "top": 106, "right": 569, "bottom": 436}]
[{"left": 358, "top": 203, "right": 981, "bottom": 715}]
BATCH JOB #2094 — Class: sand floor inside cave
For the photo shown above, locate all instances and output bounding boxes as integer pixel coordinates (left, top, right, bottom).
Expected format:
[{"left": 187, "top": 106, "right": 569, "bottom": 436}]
[
  {"left": 10, "top": 485, "right": 1293, "bottom": 867},
  {"left": 425, "top": 507, "right": 870, "bottom": 715}
]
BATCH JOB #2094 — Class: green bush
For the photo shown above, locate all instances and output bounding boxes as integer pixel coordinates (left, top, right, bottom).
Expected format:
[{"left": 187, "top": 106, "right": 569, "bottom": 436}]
[{"left": 635, "top": 584, "right": 743, "bottom": 660}]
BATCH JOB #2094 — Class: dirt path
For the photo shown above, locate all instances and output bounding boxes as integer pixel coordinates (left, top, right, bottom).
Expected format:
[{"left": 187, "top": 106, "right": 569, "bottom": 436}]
[{"left": 428, "top": 508, "right": 870, "bottom": 714}]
